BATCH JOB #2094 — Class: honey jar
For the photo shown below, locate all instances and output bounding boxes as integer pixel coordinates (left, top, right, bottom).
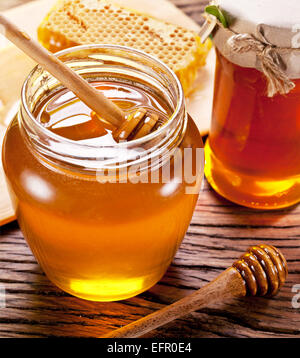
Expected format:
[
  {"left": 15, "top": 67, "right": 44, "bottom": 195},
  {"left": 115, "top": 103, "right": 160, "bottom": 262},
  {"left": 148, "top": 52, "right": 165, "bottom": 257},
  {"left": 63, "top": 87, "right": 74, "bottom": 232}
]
[
  {"left": 204, "top": 0, "right": 300, "bottom": 209},
  {"left": 2, "top": 45, "right": 204, "bottom": 301}
]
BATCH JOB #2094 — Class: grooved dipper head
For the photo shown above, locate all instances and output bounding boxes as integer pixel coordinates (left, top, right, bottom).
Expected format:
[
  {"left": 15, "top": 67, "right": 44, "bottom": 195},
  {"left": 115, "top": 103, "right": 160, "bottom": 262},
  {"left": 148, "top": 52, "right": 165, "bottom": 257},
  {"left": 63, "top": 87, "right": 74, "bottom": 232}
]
[{"left": 233, "top": 245, "right": 288, "bottom": 297}]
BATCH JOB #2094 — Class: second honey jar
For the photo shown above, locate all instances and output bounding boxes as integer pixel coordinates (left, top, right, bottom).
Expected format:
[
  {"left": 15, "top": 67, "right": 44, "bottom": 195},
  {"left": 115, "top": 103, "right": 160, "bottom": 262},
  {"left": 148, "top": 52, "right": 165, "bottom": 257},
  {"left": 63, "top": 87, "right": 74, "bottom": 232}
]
[{"left": 205, "top": 0, "right": 300, "bottom": 209}]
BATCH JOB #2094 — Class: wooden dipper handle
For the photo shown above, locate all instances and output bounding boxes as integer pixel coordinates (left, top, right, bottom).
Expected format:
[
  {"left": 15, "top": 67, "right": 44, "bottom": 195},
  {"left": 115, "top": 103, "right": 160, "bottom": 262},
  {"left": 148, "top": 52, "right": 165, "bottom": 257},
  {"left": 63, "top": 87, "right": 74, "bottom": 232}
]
[
  {"left": 103, "top": 244, "right": 288, "bottom": 338},
  {"left": 0, "top": 14, "right": 125, "bottom": 126}
]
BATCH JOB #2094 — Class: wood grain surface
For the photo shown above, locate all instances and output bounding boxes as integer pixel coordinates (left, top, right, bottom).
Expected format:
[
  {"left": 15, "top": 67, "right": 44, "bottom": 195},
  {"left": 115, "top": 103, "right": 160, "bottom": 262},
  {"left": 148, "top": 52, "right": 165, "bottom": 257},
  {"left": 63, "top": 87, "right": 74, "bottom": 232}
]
[{"left": 0, "top": 0, "right": 299, "bottom": 338}]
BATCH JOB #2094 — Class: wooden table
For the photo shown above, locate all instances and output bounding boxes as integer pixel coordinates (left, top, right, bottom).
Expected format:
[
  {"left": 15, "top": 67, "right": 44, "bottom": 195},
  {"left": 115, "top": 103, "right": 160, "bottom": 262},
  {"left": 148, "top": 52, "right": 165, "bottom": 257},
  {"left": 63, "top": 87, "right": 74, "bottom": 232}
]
[{"left": 0, "top": 0, "right": 300, "bottom": 338}]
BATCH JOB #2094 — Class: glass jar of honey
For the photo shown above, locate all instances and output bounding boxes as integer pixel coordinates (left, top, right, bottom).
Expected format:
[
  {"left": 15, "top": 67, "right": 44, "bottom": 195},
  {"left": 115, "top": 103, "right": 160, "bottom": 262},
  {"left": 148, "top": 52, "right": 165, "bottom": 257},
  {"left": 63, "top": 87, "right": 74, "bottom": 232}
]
[
  {"left": 204, "top": 0, "right": 300, "bottom": 209},
  {"left": 2, "top": 45, "right": 204, "bottom": 302}
]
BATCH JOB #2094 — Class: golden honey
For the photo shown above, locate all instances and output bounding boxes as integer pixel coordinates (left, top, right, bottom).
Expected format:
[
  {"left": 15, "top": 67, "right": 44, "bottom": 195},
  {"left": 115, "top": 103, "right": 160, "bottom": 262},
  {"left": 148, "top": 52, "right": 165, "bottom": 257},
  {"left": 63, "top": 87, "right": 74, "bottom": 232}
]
[
  {"left": 2, "top": 45, "right": 204, "bottom": 301},
  {"left": 205, "top": 50, "right": 300, "bottom": 209}
]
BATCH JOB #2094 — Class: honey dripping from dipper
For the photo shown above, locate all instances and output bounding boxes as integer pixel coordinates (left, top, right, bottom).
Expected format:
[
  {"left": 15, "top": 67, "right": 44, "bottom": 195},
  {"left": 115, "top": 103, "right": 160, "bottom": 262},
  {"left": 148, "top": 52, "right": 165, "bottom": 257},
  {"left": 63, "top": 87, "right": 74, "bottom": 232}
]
[{"left": 36, "top": 81, "right": 170, "bottom": 143}]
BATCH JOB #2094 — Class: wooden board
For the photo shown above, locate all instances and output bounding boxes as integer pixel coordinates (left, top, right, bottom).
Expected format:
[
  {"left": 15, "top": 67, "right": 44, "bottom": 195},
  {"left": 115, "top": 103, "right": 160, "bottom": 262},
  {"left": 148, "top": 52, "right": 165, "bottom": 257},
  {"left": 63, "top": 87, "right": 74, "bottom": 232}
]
[{"left": 0, "top": 0, "right": 215, "bottom": 226}]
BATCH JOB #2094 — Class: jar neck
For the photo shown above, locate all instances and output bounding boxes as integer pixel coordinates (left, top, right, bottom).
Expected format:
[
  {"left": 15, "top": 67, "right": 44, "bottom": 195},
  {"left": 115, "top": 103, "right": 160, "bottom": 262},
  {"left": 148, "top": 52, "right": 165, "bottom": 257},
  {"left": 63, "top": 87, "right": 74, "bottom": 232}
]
[{"left": 19, "top": 45, "right": 186, "bottom": 174}]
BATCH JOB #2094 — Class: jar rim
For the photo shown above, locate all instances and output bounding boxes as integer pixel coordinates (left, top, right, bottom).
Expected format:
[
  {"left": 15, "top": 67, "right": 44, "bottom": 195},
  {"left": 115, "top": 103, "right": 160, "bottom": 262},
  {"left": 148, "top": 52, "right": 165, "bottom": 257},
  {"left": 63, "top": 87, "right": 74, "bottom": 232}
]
[
  {"left": 20, "top": 44, "right": 186, "bottom": 172},
  {"left": 21, "top": 44, "right": 184, "bottom": 147}
]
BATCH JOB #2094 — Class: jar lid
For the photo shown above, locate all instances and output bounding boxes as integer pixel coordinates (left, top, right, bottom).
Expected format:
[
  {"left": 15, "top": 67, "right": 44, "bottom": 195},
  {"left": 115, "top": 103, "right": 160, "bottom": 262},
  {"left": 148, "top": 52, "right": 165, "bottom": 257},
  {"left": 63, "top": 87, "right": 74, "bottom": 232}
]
[
  {"left": 209, "top": 0, "right": 300, "bottom": 96},
  {"left": 218, "top": 0, "right": 300, "bottom": 29}
]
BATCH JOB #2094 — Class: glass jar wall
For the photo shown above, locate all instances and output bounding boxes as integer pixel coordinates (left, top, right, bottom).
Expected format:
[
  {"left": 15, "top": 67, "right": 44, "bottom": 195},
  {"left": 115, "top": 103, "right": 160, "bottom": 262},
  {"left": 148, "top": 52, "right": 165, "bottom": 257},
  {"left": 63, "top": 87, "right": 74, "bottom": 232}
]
[
  {"left": 205, "top": 49, "right": 300, "bottom": 209},
  {"left": 2, "top": 45, "right": 204, "bottom": 301}
]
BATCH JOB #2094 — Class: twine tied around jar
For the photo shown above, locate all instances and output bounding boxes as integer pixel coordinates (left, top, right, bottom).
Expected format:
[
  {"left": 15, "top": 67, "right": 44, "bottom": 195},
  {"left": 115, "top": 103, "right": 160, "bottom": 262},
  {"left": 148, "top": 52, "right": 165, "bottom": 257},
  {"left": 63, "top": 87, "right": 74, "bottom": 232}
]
[
  {"left": 203, "top": 8, "right": 298, "bottom": 98},
  {"left": 227, "top": 32, "right": 296, "bottom": 97}
]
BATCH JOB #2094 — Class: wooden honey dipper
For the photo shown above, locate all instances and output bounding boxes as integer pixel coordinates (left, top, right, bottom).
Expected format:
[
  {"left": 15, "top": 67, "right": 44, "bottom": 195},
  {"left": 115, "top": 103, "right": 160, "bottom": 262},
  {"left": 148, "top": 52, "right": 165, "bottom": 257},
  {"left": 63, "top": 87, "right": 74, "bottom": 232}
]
[
  {"left": 0, "top": 14, "right": 159, "bottom": 142},
  {"left": 103, "top": 244, "right": 288, "bottom": 338}
]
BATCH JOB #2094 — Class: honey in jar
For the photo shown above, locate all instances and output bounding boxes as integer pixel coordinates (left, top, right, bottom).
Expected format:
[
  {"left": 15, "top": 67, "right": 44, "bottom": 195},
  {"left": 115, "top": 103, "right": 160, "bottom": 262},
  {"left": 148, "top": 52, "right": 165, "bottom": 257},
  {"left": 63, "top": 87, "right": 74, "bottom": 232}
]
[
  {"left": 2, "top": 45, "right": 204, "bottom": 302},
  {"left": 204, "top": 0, "right": 300, "bottom": 209}
]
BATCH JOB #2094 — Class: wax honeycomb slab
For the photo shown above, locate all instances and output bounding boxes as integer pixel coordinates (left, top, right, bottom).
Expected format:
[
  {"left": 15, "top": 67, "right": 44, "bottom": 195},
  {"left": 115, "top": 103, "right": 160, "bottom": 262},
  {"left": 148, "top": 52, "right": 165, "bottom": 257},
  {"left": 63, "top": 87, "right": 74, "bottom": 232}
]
[{"left": 38, "top": 0, "right": 212, "bottom": 94}]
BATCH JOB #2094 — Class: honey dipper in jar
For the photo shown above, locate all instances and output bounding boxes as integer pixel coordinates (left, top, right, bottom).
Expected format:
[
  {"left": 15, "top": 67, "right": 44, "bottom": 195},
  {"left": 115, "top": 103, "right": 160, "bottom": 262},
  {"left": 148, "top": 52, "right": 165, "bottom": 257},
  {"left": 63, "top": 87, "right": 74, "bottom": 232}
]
[
  {"left": 0, "top": 13, "right": 169, "bottom": 142},
  {"left": 37, "top": 81, "right": 170, "bottom": 144}
]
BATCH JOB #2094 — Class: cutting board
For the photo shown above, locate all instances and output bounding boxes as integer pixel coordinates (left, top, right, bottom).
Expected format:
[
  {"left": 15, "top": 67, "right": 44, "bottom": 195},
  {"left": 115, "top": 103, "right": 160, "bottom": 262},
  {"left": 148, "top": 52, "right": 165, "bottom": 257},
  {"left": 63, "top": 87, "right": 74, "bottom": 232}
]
[{"left": 0, "top": 0, "right": 215, "bottom": 226}]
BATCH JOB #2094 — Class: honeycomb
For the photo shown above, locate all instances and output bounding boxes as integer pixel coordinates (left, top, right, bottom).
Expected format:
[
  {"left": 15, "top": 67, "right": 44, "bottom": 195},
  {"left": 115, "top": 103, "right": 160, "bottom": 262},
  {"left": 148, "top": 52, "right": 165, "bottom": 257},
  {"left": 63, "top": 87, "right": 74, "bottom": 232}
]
[{"left": 38, "top": 0, "right": 212, "bottom": 94}]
